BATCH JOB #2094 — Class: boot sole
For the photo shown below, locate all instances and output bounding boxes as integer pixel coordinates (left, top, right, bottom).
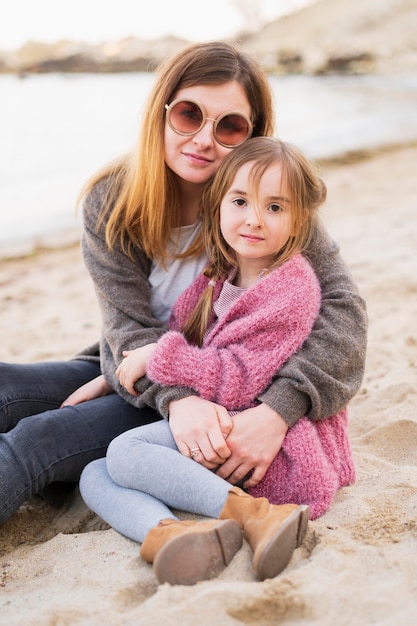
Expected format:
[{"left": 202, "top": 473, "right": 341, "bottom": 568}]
[
  {"left": 255, "top": 504, "right": 310, "bottom": 581},
  {"left": 296, "top": 504, "right": 310, "bottom": 547},
  {"left": 153, "top": 519, "right": 243, "bottom": 586}
]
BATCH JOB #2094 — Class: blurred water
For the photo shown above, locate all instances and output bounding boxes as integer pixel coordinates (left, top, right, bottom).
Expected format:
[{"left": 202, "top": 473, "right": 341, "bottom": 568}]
[{"left": 1, "top": 71, "right": 417, "bottom": 251}]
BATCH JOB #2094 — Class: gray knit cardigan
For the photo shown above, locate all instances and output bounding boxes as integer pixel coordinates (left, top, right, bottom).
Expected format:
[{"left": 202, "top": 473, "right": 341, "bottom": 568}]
[{"left": 77, "top": 178, "right": 368, "bottom": 427}]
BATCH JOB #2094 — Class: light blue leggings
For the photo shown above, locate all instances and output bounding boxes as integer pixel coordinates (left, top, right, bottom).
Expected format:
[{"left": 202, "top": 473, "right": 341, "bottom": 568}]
[{"left": 79, "top": 420, "right": 232, "bottom": 543}]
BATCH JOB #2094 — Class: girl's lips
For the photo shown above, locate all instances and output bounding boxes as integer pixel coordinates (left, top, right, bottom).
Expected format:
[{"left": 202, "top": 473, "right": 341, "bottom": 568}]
[
  {"left": 240, "top": 234, "right": 264, "bottom": 243},
  {"left": 183, "top": 151, "right": 213, "bottom": 166}
]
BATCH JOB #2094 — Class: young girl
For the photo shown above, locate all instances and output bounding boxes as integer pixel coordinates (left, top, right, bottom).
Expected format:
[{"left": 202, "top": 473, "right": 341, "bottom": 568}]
[
  {"left": 80, "top": 137, "right": 356, "bottom": 586},
  {"left": 0, "top": 41, "right": 366, "bottom": 528}
]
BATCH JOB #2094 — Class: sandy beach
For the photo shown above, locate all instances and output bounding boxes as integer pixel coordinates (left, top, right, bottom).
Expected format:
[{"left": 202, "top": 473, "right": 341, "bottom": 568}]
[{"left": 1, "top": 143, "right": 417, "bottom": 625}]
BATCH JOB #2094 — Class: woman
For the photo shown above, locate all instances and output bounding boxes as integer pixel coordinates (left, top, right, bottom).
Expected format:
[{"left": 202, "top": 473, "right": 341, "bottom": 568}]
[{"left": 0, "top": 41, "right": 367, "bottom": 526}]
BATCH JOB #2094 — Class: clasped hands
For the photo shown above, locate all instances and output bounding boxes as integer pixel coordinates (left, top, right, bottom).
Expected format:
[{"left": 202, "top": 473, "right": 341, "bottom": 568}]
[{"left": 169, "top": 396, "right": 288, "bottom": 489}]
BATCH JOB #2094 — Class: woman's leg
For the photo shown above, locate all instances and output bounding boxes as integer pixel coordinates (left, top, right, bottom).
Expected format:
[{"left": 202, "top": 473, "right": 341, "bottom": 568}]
[
  {"left": 0, "top": 360, "right": 101, "bottom": 431},
  {"left": 0, "top": 391, "right": 161, "bottom": 525}
]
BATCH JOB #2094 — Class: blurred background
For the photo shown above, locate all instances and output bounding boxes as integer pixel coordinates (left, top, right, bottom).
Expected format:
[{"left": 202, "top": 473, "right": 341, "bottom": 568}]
[{"left": 1, "top": 0, "right": 416, "bottom": 256}]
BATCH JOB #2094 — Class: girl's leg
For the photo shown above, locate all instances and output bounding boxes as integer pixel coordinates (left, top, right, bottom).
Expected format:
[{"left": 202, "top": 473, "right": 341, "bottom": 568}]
[
  {"left": 103, "top": 422, "right": 309, "bottom": 583},
  {"left": 81, "top": 420, "right": 231, "bottom": 543},
  {"left": 81, "top": 422, "right": 242, "bottom": 585},
  {"left": 0, "top": 360, "right": 101, "bottom": 431},
  {"left": 79, "top": 458, "right": 178, "bottom": 543},
  {"left": 106, "top": 420, "right": 231, "bottom": 519},
  {"left": 0, "top": 392, "right": 161, "bottom": 525}
]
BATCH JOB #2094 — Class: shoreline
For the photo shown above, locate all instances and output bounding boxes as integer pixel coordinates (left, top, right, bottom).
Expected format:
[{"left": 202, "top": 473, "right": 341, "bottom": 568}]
[
  {"left": 2, "top": 137, "right": 416, "bottom": 263},
  {"left": 0, "top": 227, "right": 82, "bottom": 262}
]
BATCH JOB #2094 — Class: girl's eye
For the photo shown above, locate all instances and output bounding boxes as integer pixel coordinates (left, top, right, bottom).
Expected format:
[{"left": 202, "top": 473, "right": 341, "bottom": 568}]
[
  {"left": 268, "top": 203, "right": 283, "bottom": 213},
  {"left": 232, "top": 198, "right": 247, "bottom": 207}
]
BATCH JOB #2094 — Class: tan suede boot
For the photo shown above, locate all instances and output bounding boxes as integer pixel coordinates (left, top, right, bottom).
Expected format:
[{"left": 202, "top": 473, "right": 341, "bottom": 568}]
[
  {"left": 140, "top": 518, "right": 243, "bottom": 586},
  {"left": 219, "top": 487, "right": 310, "bottom": 581}
]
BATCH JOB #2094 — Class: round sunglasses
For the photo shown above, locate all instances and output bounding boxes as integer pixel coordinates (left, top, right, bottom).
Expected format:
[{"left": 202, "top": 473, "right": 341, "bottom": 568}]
[{"left": 165, "top": 99, "right": 253, "bottom": 148}]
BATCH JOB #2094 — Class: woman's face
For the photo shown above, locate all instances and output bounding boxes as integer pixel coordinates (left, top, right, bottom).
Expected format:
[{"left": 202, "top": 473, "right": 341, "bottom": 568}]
[{"left": 164, "top": 81, "right": 252, "bottom": 187}]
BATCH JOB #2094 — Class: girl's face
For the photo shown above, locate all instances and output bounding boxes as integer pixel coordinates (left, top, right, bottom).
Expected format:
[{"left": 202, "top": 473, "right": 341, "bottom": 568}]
[
  {"left": 220, "top": 161, "right": 294, "bottom": 276},
  {"left": 164, "top": 82, "right": 252, "bottom": 187}
]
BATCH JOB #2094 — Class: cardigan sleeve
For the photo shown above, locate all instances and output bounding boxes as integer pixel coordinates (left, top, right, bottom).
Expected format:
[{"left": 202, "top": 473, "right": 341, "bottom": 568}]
[
  {"left": 258, "top": 219, "right": 368, "bottom": 427},
  {"left": 80, "top": 178, "right": 168, "bottom": 405}
]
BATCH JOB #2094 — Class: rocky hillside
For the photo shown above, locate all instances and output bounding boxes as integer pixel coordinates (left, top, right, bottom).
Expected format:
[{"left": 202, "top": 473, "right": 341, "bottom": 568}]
[
  {"left": 1, "top": 0, "right": 416, "bottom": 75},
  {"left": 0, "top": 36, "right": 189, "bottom": 75},
  {"left": 243, "top": 0, "right": 417, "bottom": 74}
]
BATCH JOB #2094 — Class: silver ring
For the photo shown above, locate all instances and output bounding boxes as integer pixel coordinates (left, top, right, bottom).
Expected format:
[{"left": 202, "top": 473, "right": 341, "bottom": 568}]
[{"left": 190, "top": 447, "right": 201, "bottom": 458}]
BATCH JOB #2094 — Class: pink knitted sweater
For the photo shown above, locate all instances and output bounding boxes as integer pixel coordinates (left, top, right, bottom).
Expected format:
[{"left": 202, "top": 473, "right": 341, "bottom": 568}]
[
  {"left": 147, "top": 254, "right": 356, "bottom": 518},
  {"left": 147, "top": 255, "right": 321, "bottom": 409}
]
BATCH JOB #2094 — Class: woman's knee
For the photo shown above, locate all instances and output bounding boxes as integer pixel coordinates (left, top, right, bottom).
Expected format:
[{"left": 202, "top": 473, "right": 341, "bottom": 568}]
[
  {"left": 0, "top": 360, "right": 101, "bottom": 431},
  {"left": 0, "top": 362, "right": 13, "bottom": 386},
  {"left": 0, "top": 362, "right": 26, "bottom": 413}
]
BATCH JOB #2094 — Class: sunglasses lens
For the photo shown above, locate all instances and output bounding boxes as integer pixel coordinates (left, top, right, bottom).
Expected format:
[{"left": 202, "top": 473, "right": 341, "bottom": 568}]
[
  {"left": 166, "top": 100, "right": 252, "bottom": 147},
  {"left": 168, "top": 101, "right": 203, "bottom": 134},
  {"left": 216, "top": 114, "right": 251, "bottom": 147}
]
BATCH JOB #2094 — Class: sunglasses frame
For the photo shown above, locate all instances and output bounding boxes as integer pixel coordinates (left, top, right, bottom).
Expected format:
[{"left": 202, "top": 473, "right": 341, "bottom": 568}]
[{"left": 165, "top": 98, "right": 253, "bottom": 148}]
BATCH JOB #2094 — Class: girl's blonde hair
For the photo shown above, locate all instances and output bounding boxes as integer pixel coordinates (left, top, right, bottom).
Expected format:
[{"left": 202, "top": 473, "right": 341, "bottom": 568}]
[
  {"left": 80, "top": 41, "right": 275, "bottom": 263},
  {"left": 182, "top": 137, "right": 327, "bottom": 345}
]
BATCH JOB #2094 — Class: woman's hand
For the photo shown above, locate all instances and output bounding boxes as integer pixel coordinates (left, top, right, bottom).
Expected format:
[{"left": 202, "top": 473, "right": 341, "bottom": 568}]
[
  {"left": 60, "top": 374, "right": 113, "bottom": 407},
  {"left": 169, "top": 396, "right": 233, "bottom": 468},
  {"left": 214, "top": 403, "right": 289, "bottom": 489}
]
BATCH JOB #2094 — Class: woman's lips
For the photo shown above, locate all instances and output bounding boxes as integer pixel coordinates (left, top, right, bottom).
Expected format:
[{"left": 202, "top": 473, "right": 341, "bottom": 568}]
[{"left": 183, "top": 151, "right": 213, "bottom": 166}]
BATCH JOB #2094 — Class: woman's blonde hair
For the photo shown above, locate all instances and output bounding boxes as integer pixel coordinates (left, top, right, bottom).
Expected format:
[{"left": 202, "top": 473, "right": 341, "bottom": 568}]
[
  {"left": 80, "top": 41, "right": 275, "bottom": 263},
  {"left": 182, "top": 137, "right": 327, "bottom": 344}
]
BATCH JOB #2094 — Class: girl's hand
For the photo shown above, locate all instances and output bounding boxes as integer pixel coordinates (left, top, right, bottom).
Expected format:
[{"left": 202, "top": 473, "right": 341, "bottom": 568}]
[
  {"left": 214, "top": 403, "right": 289, "bottom": 488},
  {"left": 116, "top": 343, "right": 157, "bottom": 395},
  {"left": 60, "top": 374, "right": 113, "bottom": 407},
  {"left": 168, "top": 396, "right": 233, "bottom": 468}
]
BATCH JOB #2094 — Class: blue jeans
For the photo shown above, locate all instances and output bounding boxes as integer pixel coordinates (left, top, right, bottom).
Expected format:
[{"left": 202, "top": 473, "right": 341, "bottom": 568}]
[{"left": 0, "top": 360, "right": 161, "bottom": 525}]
